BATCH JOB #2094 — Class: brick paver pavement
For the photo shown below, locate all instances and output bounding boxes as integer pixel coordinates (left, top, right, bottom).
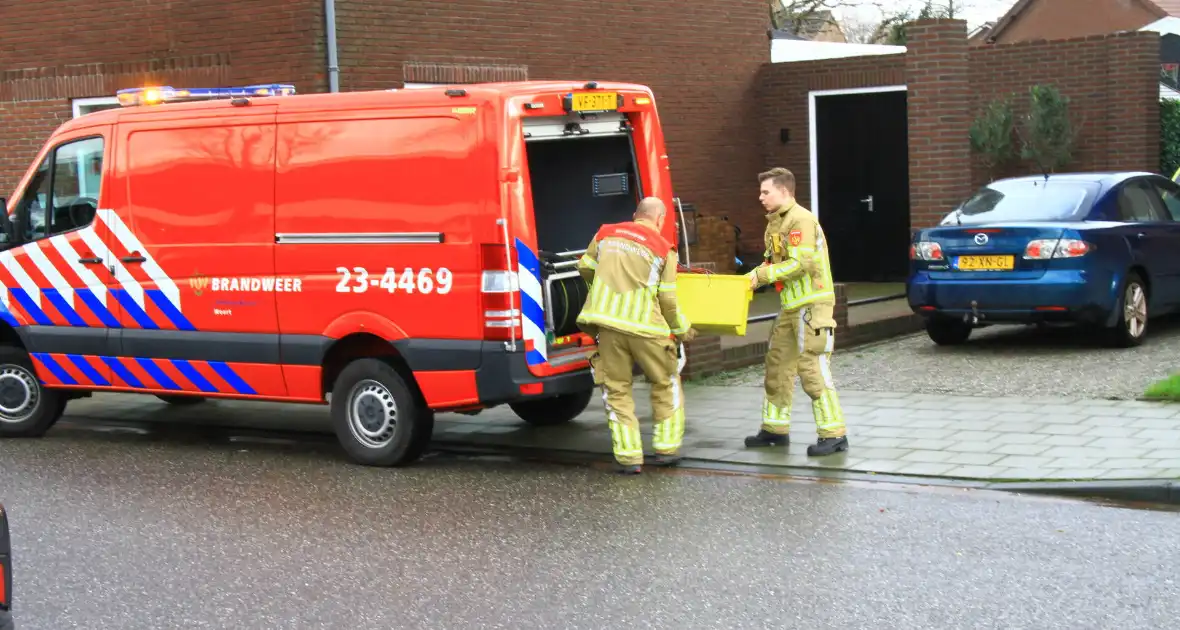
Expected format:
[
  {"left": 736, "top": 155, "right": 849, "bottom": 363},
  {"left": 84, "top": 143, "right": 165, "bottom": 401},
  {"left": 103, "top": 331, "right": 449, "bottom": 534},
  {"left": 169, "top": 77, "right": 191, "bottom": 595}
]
[{"left": 58, "top": 385, "right": 1180, "bottom": 482}]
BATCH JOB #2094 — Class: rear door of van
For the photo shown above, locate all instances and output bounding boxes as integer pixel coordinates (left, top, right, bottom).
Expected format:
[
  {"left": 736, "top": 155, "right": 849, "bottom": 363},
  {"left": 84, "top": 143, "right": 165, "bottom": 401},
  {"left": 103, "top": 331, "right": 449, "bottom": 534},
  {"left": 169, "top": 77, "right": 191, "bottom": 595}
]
[{"left": 504, "top": 87, "right": 676, "bottom": 378}]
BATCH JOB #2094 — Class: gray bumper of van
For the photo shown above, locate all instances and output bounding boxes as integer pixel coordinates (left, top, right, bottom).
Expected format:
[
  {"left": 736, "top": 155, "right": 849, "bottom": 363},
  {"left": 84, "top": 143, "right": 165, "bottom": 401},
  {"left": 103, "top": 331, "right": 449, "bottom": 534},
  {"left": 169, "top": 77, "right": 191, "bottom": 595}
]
[{"left": 391, "top": 339, "right": 594, "bottom": 407}]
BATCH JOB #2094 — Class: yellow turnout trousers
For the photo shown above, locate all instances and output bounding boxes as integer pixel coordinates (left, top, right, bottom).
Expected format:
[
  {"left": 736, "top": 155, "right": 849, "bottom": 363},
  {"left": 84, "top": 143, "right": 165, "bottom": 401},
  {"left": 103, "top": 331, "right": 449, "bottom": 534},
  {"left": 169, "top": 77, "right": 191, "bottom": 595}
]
[
  {"left": 591, "top": 329, "right": 686, "bottom": 466},
  {"left": 761, "top": 307, "right": 847, "bottom": 439}
]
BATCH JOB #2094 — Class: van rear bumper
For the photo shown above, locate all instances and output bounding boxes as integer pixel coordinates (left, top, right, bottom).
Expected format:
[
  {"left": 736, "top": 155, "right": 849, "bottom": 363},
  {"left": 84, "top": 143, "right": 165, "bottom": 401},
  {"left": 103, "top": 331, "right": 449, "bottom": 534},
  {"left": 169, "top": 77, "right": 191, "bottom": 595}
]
[
  {"left": 474, "top": 343, "right": 594, "bottom": 406},
  {"left": 393, "top": 339, "right": 594, "bottom": 408}
]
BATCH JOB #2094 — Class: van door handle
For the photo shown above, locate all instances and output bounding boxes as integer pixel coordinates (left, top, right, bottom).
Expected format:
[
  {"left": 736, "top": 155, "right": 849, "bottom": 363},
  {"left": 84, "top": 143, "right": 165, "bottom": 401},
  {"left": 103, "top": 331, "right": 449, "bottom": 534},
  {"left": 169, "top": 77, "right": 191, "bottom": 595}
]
[
  {"left": 120, "top": 255, "right": 146, "bottom": 264},
  {"left": 78, "top": 256, "right": 103, "bottom": 265}
]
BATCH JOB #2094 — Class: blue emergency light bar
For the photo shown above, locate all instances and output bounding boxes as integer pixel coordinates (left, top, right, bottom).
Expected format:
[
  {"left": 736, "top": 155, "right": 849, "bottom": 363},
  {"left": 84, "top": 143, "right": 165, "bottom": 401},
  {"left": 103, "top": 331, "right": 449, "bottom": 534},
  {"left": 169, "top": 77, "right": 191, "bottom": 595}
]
[{"left": 115, "top": 84, "right": 297, "bottom": 107}]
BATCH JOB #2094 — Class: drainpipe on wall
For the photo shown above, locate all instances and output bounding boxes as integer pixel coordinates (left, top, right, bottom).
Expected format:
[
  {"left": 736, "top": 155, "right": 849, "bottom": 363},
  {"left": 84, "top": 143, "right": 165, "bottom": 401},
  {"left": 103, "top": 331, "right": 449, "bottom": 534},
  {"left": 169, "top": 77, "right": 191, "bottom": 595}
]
[{"left": 324, "top": 0, "right": 340, "bottom": 92}]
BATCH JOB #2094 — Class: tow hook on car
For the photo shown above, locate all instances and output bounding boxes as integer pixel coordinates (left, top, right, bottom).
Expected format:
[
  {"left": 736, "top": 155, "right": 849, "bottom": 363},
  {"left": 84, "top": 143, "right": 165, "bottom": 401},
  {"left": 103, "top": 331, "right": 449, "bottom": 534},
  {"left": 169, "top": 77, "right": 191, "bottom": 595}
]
[{"left": 966, "top": 300, "right": 981, "bottom": 325}]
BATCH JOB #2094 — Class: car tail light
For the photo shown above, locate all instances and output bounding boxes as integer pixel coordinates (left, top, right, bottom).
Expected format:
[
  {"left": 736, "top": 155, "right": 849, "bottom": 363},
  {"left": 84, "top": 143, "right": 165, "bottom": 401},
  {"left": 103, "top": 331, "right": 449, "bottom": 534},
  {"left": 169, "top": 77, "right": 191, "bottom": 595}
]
[
  {"left": 1024, "top": 238, "right": 1090, "bottom": 260},
  {"left": 0, "top": 504, "right": 9, "bottom": 611},
  {"left": 480, "top": 243, "right": 521, "bottom": 341},
  {"left": 910, "top": 241, "right": 943, "bottom": 261}
]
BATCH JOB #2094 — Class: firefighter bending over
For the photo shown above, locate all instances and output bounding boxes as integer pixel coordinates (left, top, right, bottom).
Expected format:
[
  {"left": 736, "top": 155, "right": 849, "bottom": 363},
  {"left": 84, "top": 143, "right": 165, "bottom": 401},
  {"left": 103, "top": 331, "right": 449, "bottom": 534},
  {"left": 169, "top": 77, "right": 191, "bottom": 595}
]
[
  {"left": 746, "top": 167, "right": 849, "bottom": 456},
  {"left": 575, "top": 197, "right": 697, "bottom": 475}
]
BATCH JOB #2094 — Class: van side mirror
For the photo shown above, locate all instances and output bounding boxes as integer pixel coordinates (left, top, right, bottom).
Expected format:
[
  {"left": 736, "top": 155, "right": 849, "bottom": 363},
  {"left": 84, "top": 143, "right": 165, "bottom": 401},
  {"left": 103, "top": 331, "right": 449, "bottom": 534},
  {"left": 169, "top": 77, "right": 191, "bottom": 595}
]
[
  {"left": 0, "top": 502, "right": 11, "bottom": 629},
  {"left": 0, "top": 200, "right": 11, "bottom": 245}
]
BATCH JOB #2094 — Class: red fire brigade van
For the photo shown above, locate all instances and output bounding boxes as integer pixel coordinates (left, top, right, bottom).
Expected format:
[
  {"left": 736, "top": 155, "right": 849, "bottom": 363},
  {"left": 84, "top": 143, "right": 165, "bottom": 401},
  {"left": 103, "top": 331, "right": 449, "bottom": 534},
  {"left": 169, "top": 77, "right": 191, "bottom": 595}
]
[{"left": 0, "top": 80, "right": 684, "bottom": 466}]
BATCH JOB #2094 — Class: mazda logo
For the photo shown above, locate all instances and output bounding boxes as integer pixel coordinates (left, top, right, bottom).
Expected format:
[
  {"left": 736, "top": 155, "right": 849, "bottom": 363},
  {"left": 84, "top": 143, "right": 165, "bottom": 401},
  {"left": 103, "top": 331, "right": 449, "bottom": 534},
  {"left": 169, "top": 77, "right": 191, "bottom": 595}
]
[{"left": 974, "top": 233, "right": 989, "bottom": 245}]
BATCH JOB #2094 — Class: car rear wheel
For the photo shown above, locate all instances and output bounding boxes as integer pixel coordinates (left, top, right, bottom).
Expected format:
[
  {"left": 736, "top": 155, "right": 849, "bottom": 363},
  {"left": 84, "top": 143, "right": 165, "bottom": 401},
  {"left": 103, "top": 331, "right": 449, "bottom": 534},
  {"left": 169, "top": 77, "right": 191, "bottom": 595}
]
[
  {"left": 1106, "top": 273, "right": 1148, "bottom": 348},
  {"left": 330, "top": 358, "right": 434, "bottom": 467},
  {"left": 510, "top": 389, "right": 593, "bottom": 426},
  {"left": 0, "top": 346, "right": 67, "bottom": 438},
  {"left": 925, "top": 318, "right": 972, "bottom": 346}
]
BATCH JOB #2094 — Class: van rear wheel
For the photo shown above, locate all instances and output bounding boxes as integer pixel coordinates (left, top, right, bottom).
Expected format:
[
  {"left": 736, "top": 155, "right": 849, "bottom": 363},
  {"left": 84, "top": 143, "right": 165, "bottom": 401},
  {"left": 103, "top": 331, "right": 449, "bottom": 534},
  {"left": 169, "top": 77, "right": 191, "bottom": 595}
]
[
  {"left": 330, "top": 358, "right": 434, "bottom": 467},
  {"left": 0, "top": 346, "right": 67, "bottom": 438},
  {"left": 510, "top": 389, "right": 593, "bottom": 426}
]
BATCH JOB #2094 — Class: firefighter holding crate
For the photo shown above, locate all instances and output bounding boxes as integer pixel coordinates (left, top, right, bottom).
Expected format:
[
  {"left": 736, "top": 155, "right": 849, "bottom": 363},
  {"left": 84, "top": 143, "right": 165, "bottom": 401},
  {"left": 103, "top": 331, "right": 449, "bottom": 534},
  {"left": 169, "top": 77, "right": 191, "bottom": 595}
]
[
  {"left": 576, "top": 197, "right": 697, "bottom": 475},
  {"left": 745, "top": 167, "right": 849, "bottom": 456}
]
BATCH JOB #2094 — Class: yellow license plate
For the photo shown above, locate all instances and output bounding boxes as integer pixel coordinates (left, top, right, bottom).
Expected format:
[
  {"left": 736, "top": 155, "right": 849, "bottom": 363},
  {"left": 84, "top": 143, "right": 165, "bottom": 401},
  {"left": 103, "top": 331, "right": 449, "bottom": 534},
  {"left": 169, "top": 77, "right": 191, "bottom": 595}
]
[
  {"left": 571, "top": 92, "right": 618, "bottom": 112},
  {"left": 958, "top": 255, "right": 1014, "bottom": 271}
]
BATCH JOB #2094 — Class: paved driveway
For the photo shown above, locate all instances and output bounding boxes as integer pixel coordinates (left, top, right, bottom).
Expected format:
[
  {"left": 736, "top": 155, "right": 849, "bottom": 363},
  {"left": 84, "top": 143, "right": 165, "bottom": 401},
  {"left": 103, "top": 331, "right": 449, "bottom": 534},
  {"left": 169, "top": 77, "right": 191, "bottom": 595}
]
[{"left": 710, "top": 317, "right": 1180, "bottom": 400}]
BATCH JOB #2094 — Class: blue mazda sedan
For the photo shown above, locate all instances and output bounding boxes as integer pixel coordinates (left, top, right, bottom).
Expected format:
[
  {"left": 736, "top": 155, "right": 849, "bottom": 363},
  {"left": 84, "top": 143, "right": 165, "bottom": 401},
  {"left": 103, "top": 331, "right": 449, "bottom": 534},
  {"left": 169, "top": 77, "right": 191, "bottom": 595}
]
[{"left": 907, "top": 171, "right": 1180, "bottom": 348}]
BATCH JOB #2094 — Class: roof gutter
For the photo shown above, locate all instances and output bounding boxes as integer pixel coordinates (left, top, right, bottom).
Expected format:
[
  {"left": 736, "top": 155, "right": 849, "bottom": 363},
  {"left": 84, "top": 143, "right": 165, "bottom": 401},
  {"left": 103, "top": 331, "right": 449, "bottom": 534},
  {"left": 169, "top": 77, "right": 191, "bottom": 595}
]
[{"left": 324, "top": 0, "right": 340, "bottom": 92}]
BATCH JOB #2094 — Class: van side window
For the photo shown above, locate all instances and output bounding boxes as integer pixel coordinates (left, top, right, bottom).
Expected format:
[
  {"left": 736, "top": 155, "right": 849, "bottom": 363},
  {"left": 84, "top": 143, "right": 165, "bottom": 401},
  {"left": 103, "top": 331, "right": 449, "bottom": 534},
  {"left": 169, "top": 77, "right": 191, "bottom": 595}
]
[
  {"left": 6, "top": 137, "right": 104, "bottom": 245},
  {"left": 47, "top": 137, "right": 104, "bottom": 238}
]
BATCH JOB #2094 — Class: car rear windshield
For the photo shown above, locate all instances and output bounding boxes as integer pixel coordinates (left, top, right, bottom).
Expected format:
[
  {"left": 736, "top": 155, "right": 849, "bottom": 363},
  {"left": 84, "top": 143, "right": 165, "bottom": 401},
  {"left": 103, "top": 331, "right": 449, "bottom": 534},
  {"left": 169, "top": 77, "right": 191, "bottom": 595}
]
[{"left": 942, "top": 180, "right": 1098, "bottom": 224}]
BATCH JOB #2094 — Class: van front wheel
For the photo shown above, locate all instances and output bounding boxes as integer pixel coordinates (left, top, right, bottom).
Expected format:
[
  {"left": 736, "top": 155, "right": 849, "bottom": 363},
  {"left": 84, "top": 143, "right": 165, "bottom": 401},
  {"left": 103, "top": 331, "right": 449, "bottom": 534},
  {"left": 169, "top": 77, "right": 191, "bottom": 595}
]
[
  {"left": 510, "top": 389, "right": 594, "bottom": 426},
  {"left": 0, "top": 346, "right": 67, "bottom": 438},
  {"left": 330, "top": 358, "right": 434, "bottom": 467}
]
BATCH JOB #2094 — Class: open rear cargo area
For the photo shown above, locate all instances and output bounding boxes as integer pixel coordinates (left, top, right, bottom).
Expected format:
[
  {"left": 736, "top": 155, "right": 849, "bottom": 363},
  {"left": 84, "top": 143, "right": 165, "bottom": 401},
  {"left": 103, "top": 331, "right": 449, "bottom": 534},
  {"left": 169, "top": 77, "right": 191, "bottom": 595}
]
[{"left": 523, "top": 113, "right": 642, "bottom": 339}]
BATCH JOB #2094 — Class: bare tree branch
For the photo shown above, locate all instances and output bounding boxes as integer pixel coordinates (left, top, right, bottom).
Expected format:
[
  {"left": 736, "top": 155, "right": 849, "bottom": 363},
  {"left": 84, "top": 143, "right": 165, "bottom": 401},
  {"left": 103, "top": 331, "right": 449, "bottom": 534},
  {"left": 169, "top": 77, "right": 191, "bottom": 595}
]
[{"left": 841, "top": 14, "right": 883, "bottom": 43}]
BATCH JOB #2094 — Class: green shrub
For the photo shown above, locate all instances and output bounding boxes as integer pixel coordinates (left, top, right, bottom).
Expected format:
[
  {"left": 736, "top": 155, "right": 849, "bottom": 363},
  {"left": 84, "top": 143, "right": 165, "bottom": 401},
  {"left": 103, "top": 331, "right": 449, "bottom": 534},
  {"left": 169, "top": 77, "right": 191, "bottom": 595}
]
[
  {"left": 1160, "top": 99, "right": 1180, "bottom": 178},
  {"left": 969, "top": 97, "right": 1017, "bottom": 182},
  {"left": 1019, "top": 84, "right": 1076, "bottom": 176}
]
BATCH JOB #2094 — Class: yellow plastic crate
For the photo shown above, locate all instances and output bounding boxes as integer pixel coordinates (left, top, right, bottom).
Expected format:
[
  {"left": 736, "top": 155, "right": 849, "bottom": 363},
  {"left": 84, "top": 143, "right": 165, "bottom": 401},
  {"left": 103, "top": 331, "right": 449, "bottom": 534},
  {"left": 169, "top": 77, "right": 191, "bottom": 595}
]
[{"left": 675, "top": 272, "right": 754, "bottom": 336}]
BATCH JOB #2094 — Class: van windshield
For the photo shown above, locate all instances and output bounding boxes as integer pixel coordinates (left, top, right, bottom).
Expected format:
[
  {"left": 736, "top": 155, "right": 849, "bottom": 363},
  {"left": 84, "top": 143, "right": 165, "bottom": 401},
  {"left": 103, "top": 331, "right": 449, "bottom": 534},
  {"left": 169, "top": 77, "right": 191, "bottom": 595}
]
[{"left": 942, "top": 180, "right": 1099, "bottom": 225}]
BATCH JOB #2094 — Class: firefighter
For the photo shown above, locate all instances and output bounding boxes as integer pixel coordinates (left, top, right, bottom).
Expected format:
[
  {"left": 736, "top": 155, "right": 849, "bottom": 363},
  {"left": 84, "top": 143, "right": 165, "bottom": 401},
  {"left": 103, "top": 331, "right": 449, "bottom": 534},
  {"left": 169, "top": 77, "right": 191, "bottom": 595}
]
[
  {"left": 745, "top": 167, "right": 849, "bottom": 456},
  {"left": 576, "top": 197, "right": 697, "bottom": 475}
]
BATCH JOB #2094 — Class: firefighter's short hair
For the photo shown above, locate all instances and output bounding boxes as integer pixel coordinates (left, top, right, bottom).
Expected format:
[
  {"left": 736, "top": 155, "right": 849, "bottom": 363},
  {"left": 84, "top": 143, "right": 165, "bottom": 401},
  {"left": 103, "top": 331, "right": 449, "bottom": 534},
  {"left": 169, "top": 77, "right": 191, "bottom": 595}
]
[{"left": 758, "top": 167, "right": 795, "bottom": 195}]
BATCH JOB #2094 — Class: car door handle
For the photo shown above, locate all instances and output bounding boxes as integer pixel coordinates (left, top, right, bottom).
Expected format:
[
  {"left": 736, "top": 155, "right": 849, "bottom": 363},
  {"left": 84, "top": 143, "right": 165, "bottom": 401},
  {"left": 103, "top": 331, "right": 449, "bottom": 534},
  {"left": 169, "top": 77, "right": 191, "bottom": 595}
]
[
  {"left": 120, "top": 255, "right": 146, "bottom": 264},
  {"left": 861, "top": 195, "right": 874, "bottom": 212},
  {"left": 78, "top": 256, "right": 103, "bottom": 265},
  {"left": 1137, "top": 232, "right": 1147, "bottom": 239}
]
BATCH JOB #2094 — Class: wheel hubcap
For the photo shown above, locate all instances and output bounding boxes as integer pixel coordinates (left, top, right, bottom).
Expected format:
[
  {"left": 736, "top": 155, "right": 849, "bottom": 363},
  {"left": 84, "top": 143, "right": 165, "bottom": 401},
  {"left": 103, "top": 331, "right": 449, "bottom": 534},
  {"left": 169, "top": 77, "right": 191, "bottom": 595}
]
[
  {"left": 0, "top": 364, "right": 39, "bottom": 423},
  {"left": 1125, "top": 283, "right": 1147, "bottom": 338},
  {"left": 347, "top": 379, "right": 398, "bottom": 449}
]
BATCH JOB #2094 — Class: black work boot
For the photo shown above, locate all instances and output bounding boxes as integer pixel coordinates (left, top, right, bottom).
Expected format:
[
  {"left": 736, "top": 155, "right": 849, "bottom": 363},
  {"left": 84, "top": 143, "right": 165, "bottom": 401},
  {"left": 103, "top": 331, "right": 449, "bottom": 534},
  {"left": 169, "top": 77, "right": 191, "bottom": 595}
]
[
  {"left": 650, "top": 453, "right": 682, "bottom": 467},
  {"left": 617, "top": 464, "right": 642, "bottom": 475},
  {"left": 744, "top": 430, "right": 789, "bottom": 448},
  {"left": 807, "top": 436, "right": 849, "bottom": 456}
]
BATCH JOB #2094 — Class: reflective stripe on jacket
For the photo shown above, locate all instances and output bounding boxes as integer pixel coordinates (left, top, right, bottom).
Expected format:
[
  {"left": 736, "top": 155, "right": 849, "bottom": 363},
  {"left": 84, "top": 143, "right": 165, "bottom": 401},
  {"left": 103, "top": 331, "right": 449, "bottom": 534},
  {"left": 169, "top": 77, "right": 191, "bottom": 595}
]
[{"left": 575, "top": 219, "right": 690, "bottom": 338}]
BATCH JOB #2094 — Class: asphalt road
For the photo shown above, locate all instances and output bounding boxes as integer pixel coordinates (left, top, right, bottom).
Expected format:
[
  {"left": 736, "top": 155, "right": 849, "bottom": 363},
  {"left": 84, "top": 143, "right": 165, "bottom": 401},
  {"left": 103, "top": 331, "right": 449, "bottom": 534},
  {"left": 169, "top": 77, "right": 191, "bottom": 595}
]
[
  {"left": 710, "top": 315, "right": 1180, "bottom": 400},
  {"left": 2, "top": 425, "right": 1179, "bottom": 630}
]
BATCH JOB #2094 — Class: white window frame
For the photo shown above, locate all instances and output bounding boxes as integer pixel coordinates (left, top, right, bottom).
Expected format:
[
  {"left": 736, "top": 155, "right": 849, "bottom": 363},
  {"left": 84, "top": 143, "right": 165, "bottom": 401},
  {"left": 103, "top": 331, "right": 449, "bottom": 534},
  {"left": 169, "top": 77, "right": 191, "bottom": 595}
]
[
  {"left": 71, "top": 96, "right": 120, "bottom": 119},
  {"left": 402, "top": 82, "right": 450, "bottom": 89}
]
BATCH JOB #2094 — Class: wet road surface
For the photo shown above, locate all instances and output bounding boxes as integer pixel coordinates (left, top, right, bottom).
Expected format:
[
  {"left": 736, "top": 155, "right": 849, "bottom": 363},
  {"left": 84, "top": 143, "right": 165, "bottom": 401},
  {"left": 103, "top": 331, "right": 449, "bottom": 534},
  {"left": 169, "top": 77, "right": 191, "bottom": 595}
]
[{"left": 2, "top": 424, "right": 1178, "bottom": 629}]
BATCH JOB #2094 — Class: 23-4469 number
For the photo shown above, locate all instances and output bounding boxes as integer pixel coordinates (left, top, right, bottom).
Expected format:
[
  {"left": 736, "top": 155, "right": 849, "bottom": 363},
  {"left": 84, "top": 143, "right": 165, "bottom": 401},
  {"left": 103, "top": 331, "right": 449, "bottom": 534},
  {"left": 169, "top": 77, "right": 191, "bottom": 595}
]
[{"left": 335, "top": 266, "right": 454, "bottom": 295}]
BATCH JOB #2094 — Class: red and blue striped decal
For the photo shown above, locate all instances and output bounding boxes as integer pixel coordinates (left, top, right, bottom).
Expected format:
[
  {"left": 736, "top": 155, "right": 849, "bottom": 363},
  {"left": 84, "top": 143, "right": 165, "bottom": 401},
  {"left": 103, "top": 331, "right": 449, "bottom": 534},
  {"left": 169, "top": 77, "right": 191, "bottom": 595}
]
[{"left": 30, "top": 353, "right": 259, "bottom": 396}]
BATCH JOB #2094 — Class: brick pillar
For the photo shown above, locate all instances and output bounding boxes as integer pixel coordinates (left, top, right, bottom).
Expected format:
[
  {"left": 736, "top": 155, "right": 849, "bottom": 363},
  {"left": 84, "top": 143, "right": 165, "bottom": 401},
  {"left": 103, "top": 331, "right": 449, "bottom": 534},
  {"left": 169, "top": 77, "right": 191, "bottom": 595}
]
[
  {"left": 906, "top": 19, "right": 971, "bottom": 230},
  {"left": 833, "top": 284, "right": 849, "bottom": 330},
  {"left": 682, "top": 335, "right": 722, "bottom": 380},
  {"left": 1104, "top": 31, "right": 1161, "bottom": 173}
]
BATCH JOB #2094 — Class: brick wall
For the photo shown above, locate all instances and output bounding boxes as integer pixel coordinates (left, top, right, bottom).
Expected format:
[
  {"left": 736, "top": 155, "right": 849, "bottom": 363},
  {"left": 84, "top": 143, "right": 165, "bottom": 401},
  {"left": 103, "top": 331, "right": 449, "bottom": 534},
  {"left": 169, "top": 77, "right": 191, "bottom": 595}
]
[
  {"left": 0, "top": 101, "right": 73, "bottom": 197},
  {"left": 756, "top": 19, "right": 1161, "bottom": 243},
  {"left": 906, "top": 20, "right": 973, "bottom": 229},
  {"left": 0, "top": 0, "right": 326, "bottom": 196},
  {"left": 691, "top": 215, "right": 738, "bottom": 273},
  {"left": 980, "top": 0, "right": 1159, "bottom": 46},
  {"left": 755, "top": 55, "right": 906, "bottom": 254},
  {"left": 2, "top": 0, "right": 769, "bottom": 224},
  {"left": 968, "top": 31, "right": 1161, "bottom": 188},
  {"left": 332, "top": 0, "right": 769, "bottom": 225}
]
